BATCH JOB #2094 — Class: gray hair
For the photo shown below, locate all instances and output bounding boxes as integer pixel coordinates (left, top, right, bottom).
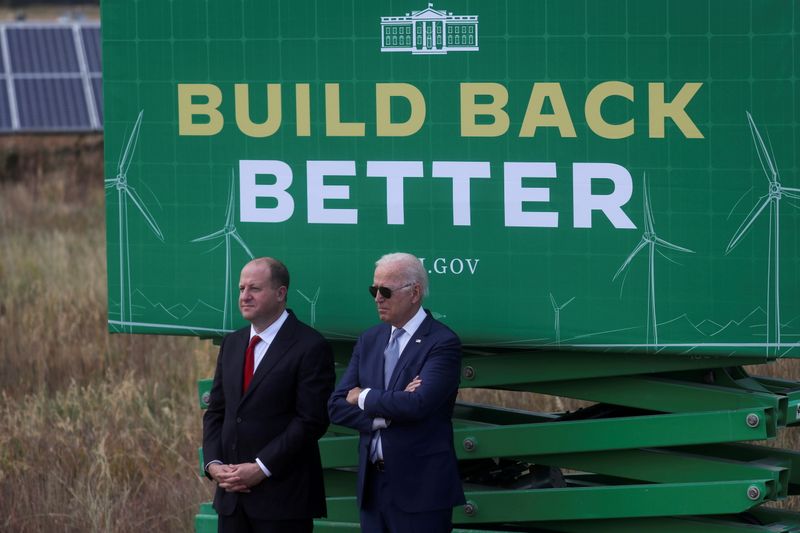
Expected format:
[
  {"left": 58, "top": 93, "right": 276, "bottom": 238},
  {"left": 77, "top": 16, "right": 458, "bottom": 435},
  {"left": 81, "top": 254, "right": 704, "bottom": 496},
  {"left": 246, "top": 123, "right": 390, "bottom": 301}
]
[{"left": 375, "top": 252, "right": 429, "bottom": 298}]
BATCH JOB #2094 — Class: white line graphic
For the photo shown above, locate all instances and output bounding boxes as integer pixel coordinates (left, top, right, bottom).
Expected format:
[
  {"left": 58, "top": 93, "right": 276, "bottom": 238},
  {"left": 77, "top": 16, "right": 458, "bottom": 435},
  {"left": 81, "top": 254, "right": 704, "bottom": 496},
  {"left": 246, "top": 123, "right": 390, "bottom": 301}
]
[
  {"left": 192, "top": 170, "right": 254, "bottom": 331},
  {"left": 726, "top": 112, "right": 800, "bottom": 355},
  {"left": 104, "top": 110, "right": 163, "bottom": 333},
  {"left": 296, "top": 287, "right": 320, "bottom": 327},
  {"left": 613, "top": 173, "right": 694, "bottom": 348},
  {"left": 549, "top": 293, "right": 575, "bottom": 346}
]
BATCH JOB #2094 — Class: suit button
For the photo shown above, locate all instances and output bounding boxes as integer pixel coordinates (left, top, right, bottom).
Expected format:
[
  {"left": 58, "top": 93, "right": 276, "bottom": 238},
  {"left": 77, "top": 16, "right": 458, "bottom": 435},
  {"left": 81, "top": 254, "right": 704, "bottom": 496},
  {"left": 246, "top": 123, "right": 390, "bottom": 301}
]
[{"left": 236, "top": 417, "right": 242, "bottom": 423}]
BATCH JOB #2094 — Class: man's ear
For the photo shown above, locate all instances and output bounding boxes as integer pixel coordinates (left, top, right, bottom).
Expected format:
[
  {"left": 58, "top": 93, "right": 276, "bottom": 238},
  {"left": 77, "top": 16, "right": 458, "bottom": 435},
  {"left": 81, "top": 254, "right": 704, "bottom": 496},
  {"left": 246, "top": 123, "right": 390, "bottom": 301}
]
[
  {"left": 412, "top": 283, "right": 422, "bottom": 304},
  {"left": 277, "top": 285, "right": 288, "bottom": 302}
]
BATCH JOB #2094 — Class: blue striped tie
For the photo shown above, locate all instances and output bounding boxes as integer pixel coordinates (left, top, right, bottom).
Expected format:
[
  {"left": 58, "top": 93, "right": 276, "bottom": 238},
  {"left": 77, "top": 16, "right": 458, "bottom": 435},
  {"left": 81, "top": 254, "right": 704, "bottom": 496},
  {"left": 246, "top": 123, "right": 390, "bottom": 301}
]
[
  {"left": 370, "top": 327, "right": 405, "bottom": 463},
  {"left": 383, "top": 327, "right": 405, "bottom": 386}
]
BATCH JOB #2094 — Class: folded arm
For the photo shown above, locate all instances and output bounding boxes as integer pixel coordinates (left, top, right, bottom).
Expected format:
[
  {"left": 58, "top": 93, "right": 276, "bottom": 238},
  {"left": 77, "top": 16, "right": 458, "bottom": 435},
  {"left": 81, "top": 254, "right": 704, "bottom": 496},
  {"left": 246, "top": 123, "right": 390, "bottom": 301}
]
[
  {"left": 328, "top": 337, "right": 378, "bottom": 433},
  {"left": 362, "top": 334, "right": 461, "bottom": 422}
]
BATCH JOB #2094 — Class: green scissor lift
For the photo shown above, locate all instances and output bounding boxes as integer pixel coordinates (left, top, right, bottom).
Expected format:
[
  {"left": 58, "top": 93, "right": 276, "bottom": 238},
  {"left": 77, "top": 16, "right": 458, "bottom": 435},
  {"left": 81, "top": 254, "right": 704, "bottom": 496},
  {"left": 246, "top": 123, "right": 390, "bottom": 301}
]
[{"left": 196, "top": 342, "right": 800, "bottom": 532}]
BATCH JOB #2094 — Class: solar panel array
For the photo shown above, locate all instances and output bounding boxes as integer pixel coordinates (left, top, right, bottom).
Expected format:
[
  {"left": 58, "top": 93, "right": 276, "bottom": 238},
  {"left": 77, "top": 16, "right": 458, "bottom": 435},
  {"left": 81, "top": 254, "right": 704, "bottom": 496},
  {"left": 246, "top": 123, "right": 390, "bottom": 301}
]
[{"left": 0, "top": 22, "right": 101, "bottom": 133}]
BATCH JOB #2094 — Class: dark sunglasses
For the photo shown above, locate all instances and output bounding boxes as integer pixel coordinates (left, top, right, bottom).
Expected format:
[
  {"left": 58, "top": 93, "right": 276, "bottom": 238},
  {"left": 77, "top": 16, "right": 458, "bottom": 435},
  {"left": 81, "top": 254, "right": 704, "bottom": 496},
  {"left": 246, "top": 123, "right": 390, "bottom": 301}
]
[{"left": 369, "top": 282, "right": 414, "bottom": 299}]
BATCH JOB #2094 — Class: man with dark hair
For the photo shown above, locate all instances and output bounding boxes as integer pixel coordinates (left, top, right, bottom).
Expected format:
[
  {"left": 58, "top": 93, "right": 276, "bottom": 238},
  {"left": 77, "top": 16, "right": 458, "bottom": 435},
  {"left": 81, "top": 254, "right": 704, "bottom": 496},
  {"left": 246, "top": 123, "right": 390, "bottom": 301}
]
[
  {"left": 329, "top": 252, "right": 465, "bottom": 532},
  {"left": 203, "top": 257, "right": 335, "bottom": 533}
]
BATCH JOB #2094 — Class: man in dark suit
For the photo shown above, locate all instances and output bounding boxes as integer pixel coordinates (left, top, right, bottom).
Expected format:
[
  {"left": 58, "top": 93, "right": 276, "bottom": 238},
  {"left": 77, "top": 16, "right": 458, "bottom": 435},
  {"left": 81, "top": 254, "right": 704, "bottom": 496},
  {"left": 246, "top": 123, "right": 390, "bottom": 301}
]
[
  {"left": 328, "top": 252, "right": 465, "bottom": 532},
  {"left": 203, "top": 257, "right": 335, "bottom": 533}
]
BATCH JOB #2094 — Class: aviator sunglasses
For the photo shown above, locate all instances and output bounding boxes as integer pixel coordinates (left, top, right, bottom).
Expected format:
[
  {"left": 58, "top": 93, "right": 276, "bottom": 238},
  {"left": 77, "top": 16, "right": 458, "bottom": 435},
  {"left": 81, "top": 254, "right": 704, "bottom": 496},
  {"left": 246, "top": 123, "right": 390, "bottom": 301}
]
[{"left": 369, "top": 282, "right": 414, "bottom": 299}]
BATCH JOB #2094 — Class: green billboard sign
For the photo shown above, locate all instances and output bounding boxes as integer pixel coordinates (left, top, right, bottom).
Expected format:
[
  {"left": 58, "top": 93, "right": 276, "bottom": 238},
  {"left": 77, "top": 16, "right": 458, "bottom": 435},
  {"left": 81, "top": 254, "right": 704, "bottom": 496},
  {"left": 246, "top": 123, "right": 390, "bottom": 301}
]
[{"left": 102, "top": 0, "right": 799, "bottom": 356}]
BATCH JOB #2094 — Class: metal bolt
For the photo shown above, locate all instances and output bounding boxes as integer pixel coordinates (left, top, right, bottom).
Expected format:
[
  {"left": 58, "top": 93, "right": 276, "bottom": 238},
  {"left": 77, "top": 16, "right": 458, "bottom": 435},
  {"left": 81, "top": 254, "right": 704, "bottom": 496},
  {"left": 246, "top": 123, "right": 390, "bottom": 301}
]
[
  {"left": 746, "top": 413, "right": 760, "bottom": 428},
  {"left": 463, "top": 437, "right": 476, "bottom": 452},
  {"left": 201, "top": 392, "right": 211, "bottom": 406},
  {"left": 463, "top": 366, "right": 476, "bottom": 380},
  {"left": 463, "top": 501, "right": 478, "bottom": 517},
  {"left": 747, "top": 485, "right": 761, "bottom": 501}
]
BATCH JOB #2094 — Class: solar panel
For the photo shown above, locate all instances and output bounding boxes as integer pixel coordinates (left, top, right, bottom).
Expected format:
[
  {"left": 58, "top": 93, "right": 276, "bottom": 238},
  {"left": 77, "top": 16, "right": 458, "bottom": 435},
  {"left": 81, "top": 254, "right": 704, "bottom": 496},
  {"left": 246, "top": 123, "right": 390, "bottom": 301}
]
[
  {"left": 15, "top": 78, "right": 91, "bottom": 130},
  {"left": 0, "top": 21, "right": 102, "bottom": 133},
  {"left": 90, "top": 75, "right": 102, "bottom": 123},
  {"left": 81, "top": 26, "right": 101, "bottom": 73},
  {"left": 7, "top": 27, "right": 80, "bottom": 73},
  {"left": 0, "top": 83, "right": 12, "bottom": 129}
]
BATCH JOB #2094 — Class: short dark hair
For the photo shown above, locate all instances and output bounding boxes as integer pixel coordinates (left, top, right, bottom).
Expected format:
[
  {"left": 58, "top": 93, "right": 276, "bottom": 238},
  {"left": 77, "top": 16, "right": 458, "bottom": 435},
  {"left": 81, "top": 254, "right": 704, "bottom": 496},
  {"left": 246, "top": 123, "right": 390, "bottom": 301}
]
[
  {"left": 251, "top": 257, "right": 290, "bottom": 296},
  {"left": 264, "top": 257, "right": 290, "bottom": 291}
]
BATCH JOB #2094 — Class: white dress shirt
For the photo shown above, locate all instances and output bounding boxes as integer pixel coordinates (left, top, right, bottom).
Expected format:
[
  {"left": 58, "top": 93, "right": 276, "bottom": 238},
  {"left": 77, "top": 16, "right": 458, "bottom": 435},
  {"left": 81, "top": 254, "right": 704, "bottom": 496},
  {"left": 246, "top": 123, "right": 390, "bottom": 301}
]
[{"left": 249, "top": 309, "right": 289, "bottom": 372}]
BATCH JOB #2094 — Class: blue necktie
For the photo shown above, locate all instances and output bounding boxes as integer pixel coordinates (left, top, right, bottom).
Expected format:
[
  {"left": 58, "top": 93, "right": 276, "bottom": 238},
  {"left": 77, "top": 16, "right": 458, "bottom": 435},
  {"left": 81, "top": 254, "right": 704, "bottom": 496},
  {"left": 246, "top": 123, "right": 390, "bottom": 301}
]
[
  {"left": 383, "top": 327, "right": 405, "bottom": 387},
  {"left": 370, "top": 327, "right": 405, "bottom": 462}
]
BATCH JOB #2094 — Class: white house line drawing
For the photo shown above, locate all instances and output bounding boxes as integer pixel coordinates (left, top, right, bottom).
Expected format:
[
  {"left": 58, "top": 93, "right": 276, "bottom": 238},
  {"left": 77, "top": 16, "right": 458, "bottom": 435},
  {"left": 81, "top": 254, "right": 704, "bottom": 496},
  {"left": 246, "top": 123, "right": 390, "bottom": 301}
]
[
  {"left": 192, "top": 170, "right": 254, "bottom": 330},
  {"left": 296, "top": 287, "right": 320, "bottom": 327},
  {"left": 104, "top": 110, "right": 163, "bottom": 333},
  {"left": 549, "top": 293, "right": 575, "bottom": 346},
  {"left": 380, "top": 3, "right": 478, "bottom": 55},
  {"left": 726, "top": 112, "right": 800, "bottom": 354},
  {"left": 613, "top": 173, "right": 694, "bottom": 347}
]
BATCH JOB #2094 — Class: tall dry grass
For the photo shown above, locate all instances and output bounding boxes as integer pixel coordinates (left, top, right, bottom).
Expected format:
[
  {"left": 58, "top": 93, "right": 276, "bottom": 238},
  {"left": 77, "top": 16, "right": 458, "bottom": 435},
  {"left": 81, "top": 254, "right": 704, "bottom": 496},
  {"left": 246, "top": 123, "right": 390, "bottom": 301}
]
[{"left": 0, "top": 135, "right": 217, "bottom": 532}]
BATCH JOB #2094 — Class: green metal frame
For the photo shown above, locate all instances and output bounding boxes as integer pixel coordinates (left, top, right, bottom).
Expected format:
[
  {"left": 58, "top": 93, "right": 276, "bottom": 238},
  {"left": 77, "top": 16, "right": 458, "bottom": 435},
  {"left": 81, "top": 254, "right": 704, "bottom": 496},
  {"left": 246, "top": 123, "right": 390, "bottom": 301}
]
[{"left": 196, "top": 348, "right": 800, "bottom": 531}]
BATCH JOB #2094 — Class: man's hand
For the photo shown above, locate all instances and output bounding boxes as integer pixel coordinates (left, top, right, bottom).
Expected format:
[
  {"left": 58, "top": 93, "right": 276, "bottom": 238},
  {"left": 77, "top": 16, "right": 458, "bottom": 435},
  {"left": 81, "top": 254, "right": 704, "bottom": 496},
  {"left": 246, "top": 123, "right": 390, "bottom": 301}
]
[
  {"left": 346, "top": 387, "right": 363, "bottom": 405},
  {"left": 405, "top": 375, "right": 422, "bottom": 392},
  {"left": 208, "top": 462, "right": 265, "bottom": 492}
]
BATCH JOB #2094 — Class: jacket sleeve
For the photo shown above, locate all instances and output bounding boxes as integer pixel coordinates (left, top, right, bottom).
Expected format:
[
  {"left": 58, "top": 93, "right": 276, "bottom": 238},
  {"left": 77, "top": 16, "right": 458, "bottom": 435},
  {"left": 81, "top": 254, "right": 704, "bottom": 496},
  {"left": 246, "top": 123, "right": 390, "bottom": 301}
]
[
  {"left": 201, "top": 336, "right": 227, "bottom": 479},
  {"left": 255, "top": 336, "right": 335, "bottom": 478},
  {"left": 328, "top": 335, "right": 377, "bottom": 434},
  {"left": 362, "top": 331, "right": 461, "bottom": 422}
]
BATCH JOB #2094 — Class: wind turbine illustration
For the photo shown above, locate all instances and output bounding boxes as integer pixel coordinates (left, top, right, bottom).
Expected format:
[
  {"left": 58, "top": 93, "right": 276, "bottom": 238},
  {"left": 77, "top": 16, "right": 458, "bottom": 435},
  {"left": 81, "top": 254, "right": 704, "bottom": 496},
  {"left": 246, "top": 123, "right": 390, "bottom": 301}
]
[
  {"left": 613, "top": 174, "right": 694, "bottom": 347},
  {"left": 726, "top": 112, "right": 800, "bottom": 353},
  {"left": 192, "top": 170, "right": 254, "bottom": 331},
  {"left": 296, "top": 288, "right": 320, "bottom": 327},
  {"left": 549, "top": 293, "right": 575, "bottom": 346},
  {"left": 104, "top": 110, "right": 164, "bottom": 332}
]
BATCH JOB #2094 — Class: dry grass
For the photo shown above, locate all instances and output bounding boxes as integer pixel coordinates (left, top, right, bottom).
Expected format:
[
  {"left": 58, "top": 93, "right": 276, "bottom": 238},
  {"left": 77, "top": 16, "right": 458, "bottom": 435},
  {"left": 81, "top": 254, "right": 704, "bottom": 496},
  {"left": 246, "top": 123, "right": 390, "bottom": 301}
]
[
  {"left": 0, "top": 3, "right": 99, "bottom": 22},
  {"left": 0, "top": 135, "right": 217, "bottom": 532}
]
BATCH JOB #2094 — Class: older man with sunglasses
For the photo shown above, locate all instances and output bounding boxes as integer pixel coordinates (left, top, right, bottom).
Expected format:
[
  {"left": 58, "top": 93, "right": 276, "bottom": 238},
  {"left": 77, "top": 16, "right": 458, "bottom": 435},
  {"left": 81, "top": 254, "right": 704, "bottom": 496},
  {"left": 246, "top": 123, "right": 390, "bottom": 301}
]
[{"left": 328, "top": 252, "right": 465, "bottom": 532}]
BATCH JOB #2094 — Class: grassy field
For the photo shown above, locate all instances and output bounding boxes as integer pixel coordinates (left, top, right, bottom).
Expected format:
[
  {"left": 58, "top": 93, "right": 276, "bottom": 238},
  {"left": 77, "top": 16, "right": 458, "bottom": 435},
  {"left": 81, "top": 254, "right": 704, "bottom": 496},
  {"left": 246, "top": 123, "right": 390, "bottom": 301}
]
[
  {"left": 0, "top": 135, "right": 217, "bottom": 532},
  {"left": 1, "top": 134, "right": 798, "bottom": 531}
]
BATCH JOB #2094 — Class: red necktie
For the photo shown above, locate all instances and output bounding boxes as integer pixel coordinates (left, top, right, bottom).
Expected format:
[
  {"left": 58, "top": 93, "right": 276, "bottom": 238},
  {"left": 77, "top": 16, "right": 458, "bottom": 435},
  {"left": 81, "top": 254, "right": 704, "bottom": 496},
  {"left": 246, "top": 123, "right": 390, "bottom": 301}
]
[{"left": 243, "top": 335, "right": 262, "bottom": 393}]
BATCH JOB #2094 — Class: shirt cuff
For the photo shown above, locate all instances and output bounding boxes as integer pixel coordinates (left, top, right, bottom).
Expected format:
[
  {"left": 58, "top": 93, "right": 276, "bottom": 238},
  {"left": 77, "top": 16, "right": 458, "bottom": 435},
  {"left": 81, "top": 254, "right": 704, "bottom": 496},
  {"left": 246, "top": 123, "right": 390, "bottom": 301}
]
[
  {"left": 205, "top": 460, "right": 223, "bottom": 473},
  {"left": 358, "top": 388, "right": 371, "bottom": 410},
  {"left": 255, "top": 458, "right": 272, "bottom": 477},
  {"left": 371, "top": 417, "right": 388, "bottom": 430}
]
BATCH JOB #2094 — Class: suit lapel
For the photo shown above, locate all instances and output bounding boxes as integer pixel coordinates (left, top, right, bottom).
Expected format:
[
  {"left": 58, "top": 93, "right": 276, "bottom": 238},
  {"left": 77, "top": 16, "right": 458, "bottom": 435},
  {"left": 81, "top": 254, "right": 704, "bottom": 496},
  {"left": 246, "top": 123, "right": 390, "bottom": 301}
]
[
  {"left": 372, "top": 325, "right": 392, "bottom": 389},
  {"left": 242, "top": 312, "right": 298, "bottom": 401},
  {"left": 229, "top": 328, "right": 250, "bottom": 405},
  {"left": 387, "top": 313, "right": 433, "bottom": 390}
]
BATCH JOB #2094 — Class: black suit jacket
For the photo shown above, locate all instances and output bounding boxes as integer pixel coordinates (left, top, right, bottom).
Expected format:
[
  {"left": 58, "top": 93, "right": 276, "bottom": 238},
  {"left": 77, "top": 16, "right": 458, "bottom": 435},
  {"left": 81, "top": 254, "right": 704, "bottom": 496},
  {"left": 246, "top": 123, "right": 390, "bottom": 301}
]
[{"left": 202, "top": 310, "right": 335, "bottom": 520}]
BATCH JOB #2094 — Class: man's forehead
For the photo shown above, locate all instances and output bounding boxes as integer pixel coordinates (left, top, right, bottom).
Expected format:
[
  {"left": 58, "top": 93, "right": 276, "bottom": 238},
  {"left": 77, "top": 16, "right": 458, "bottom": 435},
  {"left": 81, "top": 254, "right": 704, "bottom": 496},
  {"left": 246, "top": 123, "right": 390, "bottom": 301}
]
[
  {"left": 241, "top": 263, "right": 271, "bottom": 283},
  {"left": 374, "top": 264, "right": 398, "bottom": 278}
]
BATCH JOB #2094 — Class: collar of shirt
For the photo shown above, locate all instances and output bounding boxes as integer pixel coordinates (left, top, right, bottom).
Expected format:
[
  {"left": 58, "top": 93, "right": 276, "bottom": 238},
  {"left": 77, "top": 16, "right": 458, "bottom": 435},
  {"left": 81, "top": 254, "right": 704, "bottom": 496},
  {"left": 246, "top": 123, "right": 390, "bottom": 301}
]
[
  {"left": 249, "top": 309, "right": 289, "bottom": 371},
  {"left": 392, "top": 306, "right": 427, "bottom": 355}
]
